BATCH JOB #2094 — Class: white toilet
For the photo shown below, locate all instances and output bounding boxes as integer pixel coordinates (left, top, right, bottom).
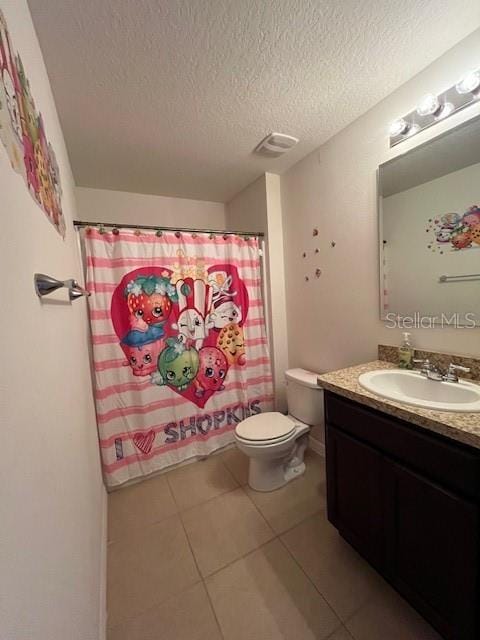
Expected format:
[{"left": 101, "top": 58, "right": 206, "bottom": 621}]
[{"left": 234, "top": 368, "right": 324, "bottom": 492}]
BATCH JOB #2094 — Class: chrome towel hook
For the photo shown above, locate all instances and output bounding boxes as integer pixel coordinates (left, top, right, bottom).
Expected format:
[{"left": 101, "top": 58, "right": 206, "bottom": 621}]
[{"left": 34, "top": 273, "right": 91, "bottom": 301}]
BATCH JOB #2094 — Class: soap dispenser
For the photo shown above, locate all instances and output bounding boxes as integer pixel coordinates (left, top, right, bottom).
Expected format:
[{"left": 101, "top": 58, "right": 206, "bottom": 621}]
[{"left": 398, "top": 332, "right": 414, "bottom": 369}]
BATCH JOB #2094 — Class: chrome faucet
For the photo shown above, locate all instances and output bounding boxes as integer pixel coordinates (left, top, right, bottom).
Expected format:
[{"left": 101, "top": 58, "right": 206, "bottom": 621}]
[
  {"left": 443, "top": 363, "right": 471, "bottom": 383},
  {"left": 413, "top": 359, "right": 470, "bottom": 383},
  {"left": 413, "top": 358, "right": 443, "bottom": 381}
]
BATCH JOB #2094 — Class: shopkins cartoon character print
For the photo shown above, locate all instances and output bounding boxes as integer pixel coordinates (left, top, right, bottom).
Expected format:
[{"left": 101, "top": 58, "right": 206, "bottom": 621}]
[
  {"left": 194, "top": 347, "right": 229, "bottom": 397},
  {"left": 171, "top": 278, "right": 214, "bottom": 349},
  {"left": 125, "top": 274, "right": 177, "bottom": 332},
  {"left": 2, "top": 66, "right": 21, "bottom": 140},
  {"left": 426, "top": 207, "right": 480, "bottom": 253},
  {"left": 212, "top": 299, "right": 242, "bottom": 327},
  {"left": 217, "top": 323, "right": 246, "bottom": 366},
  {"left": 120, "top": 334, "right": 164, "bottom": 377},
  {"left": 152, "top": 338, "right": 200, "bottom": 391},
  {"left": 207, "top": 265, "right": 249, "bottom": 367},
  {"left": 110, "top": 264, "right": 250, "bottom": 409},
  {"left": 208, "top": 271, "right": 243, "bottom": 328},
  {"left": 0, "top": 10, "right": 65, "bottom": 236},
  {"left": 111, "top": 268, "right": 177, "bottom": 375}
]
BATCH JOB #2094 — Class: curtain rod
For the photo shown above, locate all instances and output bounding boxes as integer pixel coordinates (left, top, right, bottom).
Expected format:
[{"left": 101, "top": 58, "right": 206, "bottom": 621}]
[{"left": 73, "top": 220, "right": 264, "bottom": 238}]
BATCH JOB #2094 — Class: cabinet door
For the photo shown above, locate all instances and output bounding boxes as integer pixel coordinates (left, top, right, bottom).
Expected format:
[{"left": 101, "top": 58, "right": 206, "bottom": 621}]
[
  {"left": 326, "top": 424, "right": 384, "bottom": 568},
  {"left": 384, "top": 461, "right": 479, "bottom": 640}
]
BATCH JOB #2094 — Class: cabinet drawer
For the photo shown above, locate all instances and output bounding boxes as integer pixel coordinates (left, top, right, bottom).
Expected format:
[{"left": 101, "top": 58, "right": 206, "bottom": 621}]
[{"left": 325, "top": 391, "right": 480, "bottom": 500}]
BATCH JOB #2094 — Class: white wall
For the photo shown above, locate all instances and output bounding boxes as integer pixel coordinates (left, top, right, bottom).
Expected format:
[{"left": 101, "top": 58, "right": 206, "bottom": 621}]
[
  {"left": 225, "top": 175, "right": 268, "bottom": 233},
  {"left": 226, "top": 174, "right": 289, "bottom": 411},
  {"left": 265, "top": 174, "right": 289, "bottom": 410},
  {"left": 281, "top": 28, "right": 480, "bottom": 381},
  {"left": 0, "top": 3, "right": 106, "bottom": 639},
  {"left": 76, "top": 186, "right": 226, "bottom": 229},
  {"left": 383, "top": 162, "right": 480, "bottom": 320}
]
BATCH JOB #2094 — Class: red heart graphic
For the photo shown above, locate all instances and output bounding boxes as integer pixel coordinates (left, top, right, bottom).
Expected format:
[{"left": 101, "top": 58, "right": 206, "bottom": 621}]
[
  {"left": 133, "top": 429, "right": 155, "bottom": 454},
  {"left": 111, "top": 264, "right": 250, "bottom": 409}
]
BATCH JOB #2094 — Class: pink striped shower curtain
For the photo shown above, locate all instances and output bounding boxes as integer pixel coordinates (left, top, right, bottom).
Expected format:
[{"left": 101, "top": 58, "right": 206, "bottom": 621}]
[{"left": 84, "top": 228, "right": 274, "bottom": 488}]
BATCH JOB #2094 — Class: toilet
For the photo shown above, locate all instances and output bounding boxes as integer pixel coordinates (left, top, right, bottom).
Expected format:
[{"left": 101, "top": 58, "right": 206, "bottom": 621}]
[{"left": 234, "top": 368, "right": 324, "bottom": 492}]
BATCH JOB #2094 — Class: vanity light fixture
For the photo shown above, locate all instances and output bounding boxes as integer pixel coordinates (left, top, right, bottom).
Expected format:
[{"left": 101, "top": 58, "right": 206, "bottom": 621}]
[
  {"left": 389, "top": 118, "right": 410, "bottom": 137},
  {"left": 456, "top": 70, "right": 480, "bottom": 95},
  {"left": 416, "top": 94, "right": 440, "bottom": 117},
  {"left": 435, "top": 102, "right": 454, "bottom": 120},
  {"left": 406, "top": 123, "right": 421, "bottom": 137},
  {"left": 389, "top": 67, "right": 480, "bottom": 147}
]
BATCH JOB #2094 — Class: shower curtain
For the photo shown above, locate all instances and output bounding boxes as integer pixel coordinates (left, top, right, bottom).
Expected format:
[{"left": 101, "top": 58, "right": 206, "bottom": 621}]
[{"left": 83, "top": 227, "right": 274, "bottom": 488}]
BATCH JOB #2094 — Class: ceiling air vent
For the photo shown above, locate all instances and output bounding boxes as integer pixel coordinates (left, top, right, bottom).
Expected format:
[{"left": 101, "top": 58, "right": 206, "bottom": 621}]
[{"left": 254, "top": 132, "right": 299, "bottom": 156}]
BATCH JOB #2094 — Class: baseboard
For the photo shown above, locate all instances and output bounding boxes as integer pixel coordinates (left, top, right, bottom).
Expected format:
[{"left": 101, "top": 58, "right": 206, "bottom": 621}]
[
  {"left": 99, "top": 487, "right": 108, "bottom": 639},
  {"left": 308, "top": 435, "right": 325, "bottom": 457}
]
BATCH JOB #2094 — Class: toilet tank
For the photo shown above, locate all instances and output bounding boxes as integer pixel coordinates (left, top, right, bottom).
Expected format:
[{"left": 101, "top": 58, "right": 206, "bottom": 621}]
[{"left": 285, "top": 368, "right": 324, "bottom": 426}]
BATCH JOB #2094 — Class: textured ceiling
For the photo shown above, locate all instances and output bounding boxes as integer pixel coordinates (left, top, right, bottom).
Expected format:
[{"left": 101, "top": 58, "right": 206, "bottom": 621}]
[{"left": 28, "top": 0, "right": 480, "bottom": 203}]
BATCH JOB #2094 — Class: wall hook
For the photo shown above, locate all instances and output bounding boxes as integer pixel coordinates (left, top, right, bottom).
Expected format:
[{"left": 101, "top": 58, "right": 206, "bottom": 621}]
[{"left": 34, "top": 273, "right": 90, "bottom": 301}]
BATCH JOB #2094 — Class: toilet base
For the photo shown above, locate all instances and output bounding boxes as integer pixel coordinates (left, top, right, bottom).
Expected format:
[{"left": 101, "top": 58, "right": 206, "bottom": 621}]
[
  {"left": 284, "top": 461, "right": 306, "bottom": 483},
  {"left": 247, "top": 434, "right": 309, "bottom": 492}
]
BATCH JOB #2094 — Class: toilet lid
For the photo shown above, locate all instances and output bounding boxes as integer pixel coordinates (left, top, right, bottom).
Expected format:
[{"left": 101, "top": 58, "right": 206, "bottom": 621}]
[{"left": 235, "top": 412, "right": 296, "bottom": 442}]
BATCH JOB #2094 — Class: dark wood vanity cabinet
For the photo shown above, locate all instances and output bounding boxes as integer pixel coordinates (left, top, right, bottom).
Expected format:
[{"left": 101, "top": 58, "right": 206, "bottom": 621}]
[
  {"left": 325, "top": 426, "right": 384, "bottom": 569},
  {"left": 324, "top": 391, "right": 480, "bottom": 640}
]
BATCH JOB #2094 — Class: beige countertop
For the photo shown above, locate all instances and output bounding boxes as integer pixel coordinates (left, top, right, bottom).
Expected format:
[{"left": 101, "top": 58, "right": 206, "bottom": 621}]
[{"left": 317, "top": 360, "right": 480, "bottom": 450}]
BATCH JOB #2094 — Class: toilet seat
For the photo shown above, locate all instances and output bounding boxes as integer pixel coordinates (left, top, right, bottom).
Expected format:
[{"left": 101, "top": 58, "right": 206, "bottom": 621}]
[
  {"left": 235, "top": 432, "right": 295, "bottom": 447},
  {"left": 235, "top": 412, "right": 296, "bottom": 444}
]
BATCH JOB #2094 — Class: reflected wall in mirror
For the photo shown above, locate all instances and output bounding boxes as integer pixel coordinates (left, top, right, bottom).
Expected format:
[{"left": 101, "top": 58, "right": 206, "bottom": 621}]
[{"left": 378, "top": 115, "right": 480, "bottom": 327}]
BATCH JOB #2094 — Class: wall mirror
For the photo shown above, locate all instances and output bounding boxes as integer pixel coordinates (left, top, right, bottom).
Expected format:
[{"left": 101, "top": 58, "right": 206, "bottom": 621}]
[{"left": 378, "top": 114, "right": 480, "bottom": 327}]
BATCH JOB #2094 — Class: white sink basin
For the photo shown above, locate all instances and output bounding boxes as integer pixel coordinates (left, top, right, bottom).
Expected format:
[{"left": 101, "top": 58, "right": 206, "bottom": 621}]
[{"left": 358, "top": 369, "right": 480, "bottom": 413}]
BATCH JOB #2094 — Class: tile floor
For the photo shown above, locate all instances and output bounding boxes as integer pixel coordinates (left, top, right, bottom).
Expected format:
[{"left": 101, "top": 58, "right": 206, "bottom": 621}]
[{"left": 107, "top": 448, "right": 441, "bottom": 640}]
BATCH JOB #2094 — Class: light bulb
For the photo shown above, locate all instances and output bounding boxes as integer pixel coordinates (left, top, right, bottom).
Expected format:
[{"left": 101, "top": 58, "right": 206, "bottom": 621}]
[
  {"left": 406, "top": 124, "right": 420, "bottom": 137},
  {"left": 389, "top": 118, "right": 409, "bottom": 137},
  {"left": 416, "top": 94, "right": 439, "bottom": 116},
  {"left": 456, "top": 71, "right": 480, "bottom": 95},
  {"left": 435, "top": 102, "right": 455, "bottom": 120}
]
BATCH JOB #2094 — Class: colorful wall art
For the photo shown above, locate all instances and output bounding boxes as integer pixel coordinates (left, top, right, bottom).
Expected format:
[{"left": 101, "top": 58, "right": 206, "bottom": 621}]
[
  {"left": 0, "top": 10, "right": 65, "bottom": 236},
  {"left": 426, "top": 206, "right": 480, "bottom": 253}
]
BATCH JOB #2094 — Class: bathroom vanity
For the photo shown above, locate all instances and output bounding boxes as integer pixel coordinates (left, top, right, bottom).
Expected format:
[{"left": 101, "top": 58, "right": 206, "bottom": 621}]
[{"left": 319, "top": 360, "right": 480, "bottom": 640}]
